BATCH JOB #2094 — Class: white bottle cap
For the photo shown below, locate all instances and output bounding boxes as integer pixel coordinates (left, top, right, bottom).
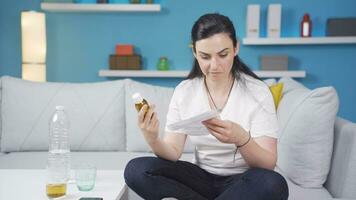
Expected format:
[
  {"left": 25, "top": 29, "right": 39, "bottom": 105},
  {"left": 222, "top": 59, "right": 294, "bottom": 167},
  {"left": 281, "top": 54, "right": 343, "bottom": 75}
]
[
  {"left": 55, "top": 105, "right": 65, "bottom": 111},
  {"left": 132, "top": 93, "right": 143, "bottom": 104}
]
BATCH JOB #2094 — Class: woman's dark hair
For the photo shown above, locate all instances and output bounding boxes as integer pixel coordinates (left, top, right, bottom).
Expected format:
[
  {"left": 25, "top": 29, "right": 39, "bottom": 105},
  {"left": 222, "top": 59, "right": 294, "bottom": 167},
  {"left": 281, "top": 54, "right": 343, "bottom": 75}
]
[{"left": 187, "top": 13, "right": 260, "bottom": 81}]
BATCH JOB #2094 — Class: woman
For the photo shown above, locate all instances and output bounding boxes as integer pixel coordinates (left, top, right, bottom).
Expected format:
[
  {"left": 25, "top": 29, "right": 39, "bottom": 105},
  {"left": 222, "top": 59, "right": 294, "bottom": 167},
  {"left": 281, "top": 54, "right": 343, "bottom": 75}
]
[{"left": 124, "top": 13, "right": 289, "bottom": 200}]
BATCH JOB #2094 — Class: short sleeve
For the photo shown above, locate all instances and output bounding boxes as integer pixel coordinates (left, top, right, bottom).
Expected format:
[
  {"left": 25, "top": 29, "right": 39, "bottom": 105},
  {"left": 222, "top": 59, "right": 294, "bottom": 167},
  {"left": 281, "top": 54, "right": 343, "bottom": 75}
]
[
  {"left": 164, "top": 86, "right": 182, "bottom": 133},
  {"left": 249, "top": 90, "right": 279, "bottom": 138}
]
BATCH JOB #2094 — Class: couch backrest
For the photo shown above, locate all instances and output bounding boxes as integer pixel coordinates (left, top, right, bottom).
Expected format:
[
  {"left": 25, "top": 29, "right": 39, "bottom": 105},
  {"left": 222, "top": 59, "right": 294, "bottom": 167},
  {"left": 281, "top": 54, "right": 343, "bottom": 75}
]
[
  {"left": 325, "top": 117, "right": 356, "bottom": 198},
  {"left": 124, "top": 79, "right": 172, "bottom": 152},
  {"left": 0, "top": 76, "right": 194, "bottom": 153},
  {"left": 124, "top": 79, "right": 195, "bottom": 153},
  {"left": 0, "top": 76, "right": 126, "bottom": 152}
]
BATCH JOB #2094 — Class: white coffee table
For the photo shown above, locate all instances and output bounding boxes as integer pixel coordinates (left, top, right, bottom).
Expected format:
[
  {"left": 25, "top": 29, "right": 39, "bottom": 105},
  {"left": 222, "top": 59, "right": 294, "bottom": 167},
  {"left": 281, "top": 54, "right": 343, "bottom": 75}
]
[{"left": 0, "top": 169, "right": 127, "bottom": 200}]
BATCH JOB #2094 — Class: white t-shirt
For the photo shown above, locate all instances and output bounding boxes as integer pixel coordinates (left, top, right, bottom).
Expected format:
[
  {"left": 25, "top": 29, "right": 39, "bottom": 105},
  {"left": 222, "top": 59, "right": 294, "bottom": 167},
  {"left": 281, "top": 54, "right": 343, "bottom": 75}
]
[{"left": 165, "top": 73, "right": 278, "bottom": 176}]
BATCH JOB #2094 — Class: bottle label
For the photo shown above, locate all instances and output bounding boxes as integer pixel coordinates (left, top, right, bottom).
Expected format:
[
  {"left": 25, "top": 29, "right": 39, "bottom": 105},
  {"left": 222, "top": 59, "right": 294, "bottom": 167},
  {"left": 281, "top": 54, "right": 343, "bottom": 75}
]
[{"left": 303, "top": 23, "right": 309, "bottom": 36}]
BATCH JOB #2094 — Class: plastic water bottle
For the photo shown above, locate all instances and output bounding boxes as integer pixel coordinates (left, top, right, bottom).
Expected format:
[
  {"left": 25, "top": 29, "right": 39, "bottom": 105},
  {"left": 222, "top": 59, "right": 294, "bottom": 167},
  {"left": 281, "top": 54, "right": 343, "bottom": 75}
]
[{"left": 46, "top": 105, "right": 71, "bottom": 199}]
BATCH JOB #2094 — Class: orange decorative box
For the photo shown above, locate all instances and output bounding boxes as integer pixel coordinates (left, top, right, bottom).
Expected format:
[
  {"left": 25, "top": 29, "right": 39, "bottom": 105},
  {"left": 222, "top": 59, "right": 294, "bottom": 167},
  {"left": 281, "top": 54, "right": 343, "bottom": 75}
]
[{"left": 116, "top": 44, "right": 134, "bottom": 55}]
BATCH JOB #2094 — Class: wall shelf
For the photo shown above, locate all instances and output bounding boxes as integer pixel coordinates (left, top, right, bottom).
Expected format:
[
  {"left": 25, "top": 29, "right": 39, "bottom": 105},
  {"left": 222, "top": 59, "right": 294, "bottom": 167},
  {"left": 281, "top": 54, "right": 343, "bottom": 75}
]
[
  {"left": 99, "top": 70, "right": 188, "bottom": 78},
  {"left": 41, "top": 3, "right": 161, "bottom": 12},
  {"left": 242, "top": 36, "right": 356, "bottom": 45},
  {"left": 99, "top": 70, "right": 306, "bottom": 78}
]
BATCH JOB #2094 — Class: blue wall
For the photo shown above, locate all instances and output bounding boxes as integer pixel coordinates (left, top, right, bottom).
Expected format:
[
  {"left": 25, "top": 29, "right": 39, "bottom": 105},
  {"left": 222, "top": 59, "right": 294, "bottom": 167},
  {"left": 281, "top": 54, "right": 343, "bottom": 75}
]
[{"left": 1, "top": 0, "right": 356, "bottom": 122}]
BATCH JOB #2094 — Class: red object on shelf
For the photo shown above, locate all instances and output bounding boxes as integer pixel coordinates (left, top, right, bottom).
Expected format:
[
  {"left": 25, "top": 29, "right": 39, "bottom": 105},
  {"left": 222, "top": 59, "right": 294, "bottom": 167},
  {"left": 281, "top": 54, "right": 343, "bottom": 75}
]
[
  {"left": 116, "top": 44, "right": 134, "bottom": 55},
  {"left": 300, "top": 13, "right": 312, "bottom": 37}
]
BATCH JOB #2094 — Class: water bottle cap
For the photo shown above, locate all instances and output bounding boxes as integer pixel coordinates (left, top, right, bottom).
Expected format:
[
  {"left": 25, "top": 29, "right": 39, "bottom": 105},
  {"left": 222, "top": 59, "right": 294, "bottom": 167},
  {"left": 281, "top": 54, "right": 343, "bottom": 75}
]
[
  {"left": 55, "top": 105, "right": 65, "bottom": 111},
  {"left": 132, "top": 92, "right": 143, "bottom": 103}
]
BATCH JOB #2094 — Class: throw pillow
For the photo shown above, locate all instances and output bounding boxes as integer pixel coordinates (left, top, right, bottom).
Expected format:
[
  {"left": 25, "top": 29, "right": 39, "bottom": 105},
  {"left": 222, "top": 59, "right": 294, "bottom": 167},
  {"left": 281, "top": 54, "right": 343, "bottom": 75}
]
[
  {"left": 276, "top": 77, "right": 339, "bottom": 188},
  {"left": 1, "top": 76, "right": 126, "bottom": 152},
  {"left": 263, "top": 79, "right": 284, "bottom": 109},
  {"left": 263, "top": 78, "right": 277, "bottom": 86},
  {"left": 269, "top": 83, "right": 284, "bottom": 109},
  {"left": 125, "top": 79, "right": 194, "bottom": 153}
]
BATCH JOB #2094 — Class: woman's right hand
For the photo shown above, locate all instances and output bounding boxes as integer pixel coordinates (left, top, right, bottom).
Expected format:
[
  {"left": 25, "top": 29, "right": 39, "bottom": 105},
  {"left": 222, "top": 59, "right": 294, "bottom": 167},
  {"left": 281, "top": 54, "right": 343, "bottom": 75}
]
[{"left": 138, "top": 104, "right": 160, "bottom": 144}]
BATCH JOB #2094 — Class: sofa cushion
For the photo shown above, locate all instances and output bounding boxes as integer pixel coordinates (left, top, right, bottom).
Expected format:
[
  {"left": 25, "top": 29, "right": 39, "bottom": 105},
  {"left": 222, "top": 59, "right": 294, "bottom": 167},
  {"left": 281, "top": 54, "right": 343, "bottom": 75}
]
[
  {"left": 263, "top": 78, "right": 277, "bottom": 86},
  {"left": 125, "top": 79, "right": 194, "bottom": 153},
  {"left": 277, "top": 77, "right": 339, "bottom": 188},
  {"left": 0, "top": 76, "right": 126, "bottom": 152},
  {"left": 275, "top": 167, "right": 332, "bottom": 200}
]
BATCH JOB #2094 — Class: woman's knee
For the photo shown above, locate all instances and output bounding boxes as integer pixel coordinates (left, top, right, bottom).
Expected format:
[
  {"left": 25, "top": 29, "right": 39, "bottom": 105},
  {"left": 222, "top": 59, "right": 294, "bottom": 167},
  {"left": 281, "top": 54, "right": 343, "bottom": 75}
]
[
  {"left": 247, "top": 168, "right": 289, "bottom": 199},
  {"left": 124, "top": 157, "right": 155, "bottom": 186},
  {"left": 261, "top": 169, "right": 289, "bottom": 199},
  {"left": 124, "top": 156, "right": 172, "bottom": 187}
]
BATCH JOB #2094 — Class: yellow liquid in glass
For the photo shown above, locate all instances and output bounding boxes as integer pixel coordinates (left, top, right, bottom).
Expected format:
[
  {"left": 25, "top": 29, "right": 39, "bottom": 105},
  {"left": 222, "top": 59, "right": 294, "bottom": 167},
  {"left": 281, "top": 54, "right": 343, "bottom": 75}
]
[{"left": 46, "top": 183, "right": 67, "bottom": 198}]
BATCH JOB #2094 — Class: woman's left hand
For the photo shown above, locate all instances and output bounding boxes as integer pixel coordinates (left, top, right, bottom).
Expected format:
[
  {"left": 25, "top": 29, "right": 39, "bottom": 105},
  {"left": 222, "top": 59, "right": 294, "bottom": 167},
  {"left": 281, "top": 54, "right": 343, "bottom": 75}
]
[{"left": 202, "top": 118, "right": 248, "bottom": 144}]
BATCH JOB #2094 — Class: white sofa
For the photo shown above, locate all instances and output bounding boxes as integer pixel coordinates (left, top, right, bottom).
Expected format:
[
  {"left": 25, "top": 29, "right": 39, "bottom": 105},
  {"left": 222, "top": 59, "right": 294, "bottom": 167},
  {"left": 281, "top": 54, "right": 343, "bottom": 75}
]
[{"left": 0, "top": 76, "right": 355, "bottom": 200}]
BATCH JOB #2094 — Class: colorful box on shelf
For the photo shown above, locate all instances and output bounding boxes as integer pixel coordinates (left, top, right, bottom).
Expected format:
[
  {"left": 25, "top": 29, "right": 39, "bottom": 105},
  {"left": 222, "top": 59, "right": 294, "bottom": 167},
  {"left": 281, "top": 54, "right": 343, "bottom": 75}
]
[
  {"left": 260, "top": 55, "right": 288, "bottom": 71},
  {"left": 327, "top": 18, "right": 356, "bottom": 36},
  {"left": 109, "top": 55, "right": 141, "bottom": 70},
  {"left": 116, "top": 44, "right": 134, "bottom": 55}
]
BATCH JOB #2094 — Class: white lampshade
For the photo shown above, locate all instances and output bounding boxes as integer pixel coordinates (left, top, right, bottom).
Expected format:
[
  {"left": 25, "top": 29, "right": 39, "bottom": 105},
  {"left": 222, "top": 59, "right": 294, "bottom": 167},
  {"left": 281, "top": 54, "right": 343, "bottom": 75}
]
[
  {"left": 21, "top": 11, "right": 47, "bottom": 82},
  {"left": 22, "top": 64, "right": 46, "bottom": 82}
]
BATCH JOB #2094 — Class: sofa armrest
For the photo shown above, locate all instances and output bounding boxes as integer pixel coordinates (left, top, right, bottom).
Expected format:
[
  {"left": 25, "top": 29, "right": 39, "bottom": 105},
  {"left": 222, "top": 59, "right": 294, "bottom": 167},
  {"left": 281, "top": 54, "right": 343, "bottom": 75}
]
[{"left": 325, "top": 117, "right": 356, "bottom": 198}]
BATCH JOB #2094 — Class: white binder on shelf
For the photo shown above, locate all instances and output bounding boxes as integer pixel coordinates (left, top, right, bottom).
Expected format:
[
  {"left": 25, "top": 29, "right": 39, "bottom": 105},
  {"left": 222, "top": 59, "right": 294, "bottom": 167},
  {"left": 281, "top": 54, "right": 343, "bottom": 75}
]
[
  {"left": 246, "top": 4, "right": 260, "bottom": 38},
  {"left": 267, "top": 4, "right": 282, "bottom": 38}
]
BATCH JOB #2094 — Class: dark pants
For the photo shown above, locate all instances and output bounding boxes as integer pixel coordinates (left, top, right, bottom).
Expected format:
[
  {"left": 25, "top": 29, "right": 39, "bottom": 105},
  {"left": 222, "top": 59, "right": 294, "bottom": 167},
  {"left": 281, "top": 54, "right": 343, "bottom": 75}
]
[{"left": 124, "top": 156, "right": 289, "bottom": 200}]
